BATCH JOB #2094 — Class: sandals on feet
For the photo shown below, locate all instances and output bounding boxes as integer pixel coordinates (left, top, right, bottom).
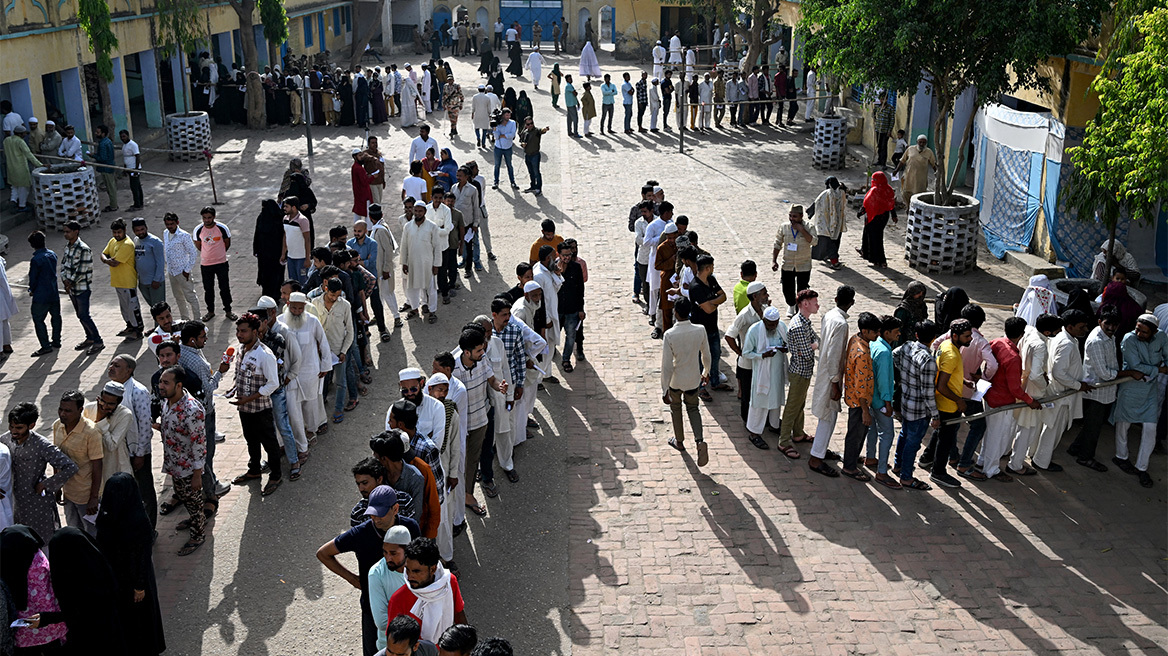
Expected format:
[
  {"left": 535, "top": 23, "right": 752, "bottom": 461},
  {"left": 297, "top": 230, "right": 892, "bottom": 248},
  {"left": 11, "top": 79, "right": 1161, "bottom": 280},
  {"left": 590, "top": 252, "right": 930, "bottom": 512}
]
[
  {"left": 465, "top": 501, "right": 488, "bottom": 516},
  {"left": 792, "top": 434, "right": 813, "bottom": 443},
  {"left": 779, "top": 445, "right": 800, "bottom": 460},
  {"left": 667, "top": 437, "right": 686, "bottom": 452},
  {"left": 875, "top": 474, "right": 903, "bottom": 489},
  {"left": 159, "top": 498, "right": 182, "bottom": 515},
  {"left": 481, "top": 481, "right": 499, "bottom": 498},
  {"left": 991, "top": 472, "right": 1014, "bottom": 482},
  {"left": 957, "top": 468, "right": 988, "bottom": 481},
  {"left": 696, "top": 441, "right": 709, "bottom": 467},
  {"left": 747, "top": 433, "right": 770, "bottom": 450},
  {"left": 261, "top": 478, "right": 283, "bottom": 496},
  {"left": 809, "top": 460, "right": 840, "bottom": 477},
  {"left": 901, "top": 478, "right": 931, "bottom": 490},
  {"left": 841, "top": 468, "right": 872, "bottom": 482},
  {"left": 289, "top": 467, "right": 302, "bottom": 481},
  {"left": 177, "top": 538, "right": 205, "bottom": 557},
  {"left": 824, "top": 449, "right": 842, "bottom": 461},
  {"left": 1007, "top": 465, "right": 1037, "bottom": 476},
  {"left": 1075, "top": 458, "right": 1107, "bottom": 472},
  {"left": 232, "top": 472, "right": 262, "bottom": 485},
  {"left": 333, "top": 413, "right": 345, "bottom": 423}
]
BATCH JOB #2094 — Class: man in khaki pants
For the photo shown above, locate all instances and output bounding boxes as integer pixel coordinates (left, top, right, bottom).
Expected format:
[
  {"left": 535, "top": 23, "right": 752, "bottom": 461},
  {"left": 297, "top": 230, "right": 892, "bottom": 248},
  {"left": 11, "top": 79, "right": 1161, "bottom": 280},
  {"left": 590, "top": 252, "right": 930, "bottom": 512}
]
[{"left": 162, "top": 213, "right": 202, "bottom": 320}]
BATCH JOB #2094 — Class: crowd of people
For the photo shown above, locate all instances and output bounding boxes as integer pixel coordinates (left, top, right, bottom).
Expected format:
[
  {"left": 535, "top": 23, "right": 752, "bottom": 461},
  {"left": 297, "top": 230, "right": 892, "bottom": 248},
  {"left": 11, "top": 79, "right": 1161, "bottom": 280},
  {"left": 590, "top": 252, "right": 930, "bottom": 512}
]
[{"left": 637, "top": 178, "right": 1167, "bottom": 491}]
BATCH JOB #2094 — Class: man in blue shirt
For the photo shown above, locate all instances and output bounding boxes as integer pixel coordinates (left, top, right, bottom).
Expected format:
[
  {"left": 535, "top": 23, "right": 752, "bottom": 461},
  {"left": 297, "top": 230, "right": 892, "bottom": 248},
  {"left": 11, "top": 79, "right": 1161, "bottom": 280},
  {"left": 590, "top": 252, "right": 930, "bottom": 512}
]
[
  {"left": 564, "top": 74, "right": 580, "bottom": 137},
  {"left": 600, "top": 74, "right": 617, "bottom": 134},
  {"left": 491, "top": 107, "right": 519, "bottom": 190},
  {"left": 621, "top": 72, "right": 635, "bottom": 133},
  {"left": 131, "top": 217, "right": 167, "bottom": 310},
  {"left": 27, "top": 230, "right": 62, "bottom": 356},
  {"left": 89, "top": 124, "right": 119, "bottom": 212},
  {"left": 317, "top": 484, "right": 420, "bottom": 656},
  {"left": 868, "top": 315, "right": 900, "bottom": 487}
]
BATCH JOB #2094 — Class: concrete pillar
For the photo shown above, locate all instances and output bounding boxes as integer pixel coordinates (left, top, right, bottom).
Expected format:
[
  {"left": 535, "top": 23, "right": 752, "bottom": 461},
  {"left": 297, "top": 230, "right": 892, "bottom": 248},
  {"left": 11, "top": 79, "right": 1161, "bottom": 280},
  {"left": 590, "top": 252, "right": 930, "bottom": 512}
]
[
  {"left": 109, "top": 56, "right": 131, "bottom": 135},
  {"left": 381, "top": 1, "right": 394, "bottom": 51},
  {"left": 170, "top": 55, "right": 190, "bottom": 114},
  {"left": 60, "top": 67, "right": 89, "bottom": 140},
  {"left": 138, "top": 49, "right": 164, "bottom": 128}
]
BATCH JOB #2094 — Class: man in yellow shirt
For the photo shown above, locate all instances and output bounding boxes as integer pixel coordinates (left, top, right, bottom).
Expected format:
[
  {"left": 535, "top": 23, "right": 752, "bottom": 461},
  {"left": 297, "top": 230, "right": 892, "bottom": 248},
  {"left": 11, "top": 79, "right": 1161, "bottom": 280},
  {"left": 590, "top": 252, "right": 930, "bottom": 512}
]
[
  {"left": 931, "top": 319, "right": 973, "bottom": 489},
  {"left": 101, "top": 218, "right": 144, "bottom": 340},
  {"left": 52, "top": 390, "right": 104, "bottom": 536},
  {"left": 528, "top": 218, "right": 563, "bottom": 264}
]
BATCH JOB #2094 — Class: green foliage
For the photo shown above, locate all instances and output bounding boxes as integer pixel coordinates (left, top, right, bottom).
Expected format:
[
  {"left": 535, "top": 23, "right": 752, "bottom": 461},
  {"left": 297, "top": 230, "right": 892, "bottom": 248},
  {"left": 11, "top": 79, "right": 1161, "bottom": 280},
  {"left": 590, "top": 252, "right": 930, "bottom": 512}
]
[
  {"left": 1066, "top": 7, "right": 1168, "bottom": 229},
  {"left": 797, "top": 0, "right": 1105, "bottom": 203},
  {"left": 77, "top": 0, "right": 118, "bottom": 82},
  {"left": 259, "top": 0, "right": 288, "bottom": 45},
  {"left": 156, "top": 0, "right": 207, "bottom": 60}
]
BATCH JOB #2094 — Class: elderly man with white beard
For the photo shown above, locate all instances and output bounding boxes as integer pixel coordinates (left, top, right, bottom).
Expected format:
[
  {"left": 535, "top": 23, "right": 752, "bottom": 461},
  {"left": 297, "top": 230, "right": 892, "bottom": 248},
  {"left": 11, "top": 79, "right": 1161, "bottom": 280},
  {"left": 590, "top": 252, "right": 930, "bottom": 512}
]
[
  {"left": 511, "top": 280, "right": 547, "bottom": 442},
  {"left": 532, "top": 245, "right": 563, "bottom": 368},
  {"left": 400, "top": 203, "right": 444, "bottom": 323},
  {"left": 281, "top": 292, "right": 333, "bottom": 439}
]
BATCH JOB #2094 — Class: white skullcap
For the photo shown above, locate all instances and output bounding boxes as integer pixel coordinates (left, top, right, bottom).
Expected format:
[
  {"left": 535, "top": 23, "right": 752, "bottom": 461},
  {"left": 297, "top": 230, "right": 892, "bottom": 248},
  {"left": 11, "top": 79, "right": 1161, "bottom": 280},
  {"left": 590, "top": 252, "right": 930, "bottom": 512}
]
[
  {"left": 102, "top": 381, "right": 126, "bottom": 397},
  {"left": 656, "top": 40, "right": 661, "bottom": 44},
  {"left": 352, "top": 148, "right": 362, "bottom": 155},
  {"left": 746, "top": 281, "right": 766, "bottom": 295},
  {"left": 398, "top": 367, "right": 426, "bottom": 381},
  {"left": 916, "top": 134, "right": 928, "bottom": 141},
  {"left": 426, "top": 373, "right": 449, "bottom": 388},
  {"left": 663, "top": 222, "right": 679, "bottom": 234},
  {"left": 288, "top": 292, "right": 309, "bottom": 304},
  {"left": 763, "top": 306, "right": 782, "bottom": 321},
  {"left": 255, "top": 295, "right": 278, "bottom": 310},
  {"left": 383, "top": 525, "right": 412, "bottom": 545},
  {"left": 524, "top": 280, "right": 541, "bottom": 293},
  {"left": 1138, "top": 313, "right": 1159, "bottom": 328},
  {"left": 28, "top": 117, "right": 38, "bottom": 123},
  {"left": 45, "top": 120, "right": 55, "bottom": 126},
  {"left": 652, "top": 186, "right": 663, "bottom": 194}
]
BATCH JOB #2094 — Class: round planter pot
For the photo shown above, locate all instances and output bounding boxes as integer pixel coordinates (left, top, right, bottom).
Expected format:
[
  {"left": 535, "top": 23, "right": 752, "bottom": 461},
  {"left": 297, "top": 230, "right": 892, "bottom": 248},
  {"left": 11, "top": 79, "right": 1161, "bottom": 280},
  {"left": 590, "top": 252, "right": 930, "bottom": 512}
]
[
  {"left": 905, "top": 192, "right": 980, "bottom": 274},
  {"left": 166, "top": 111, "right": 212, "bottom": 161},
  {"left": 813, "top": 116, "right": 847, "bottom": 169},
  {"left": 32, "top": 164, "right": 101, "bottom": 231}
]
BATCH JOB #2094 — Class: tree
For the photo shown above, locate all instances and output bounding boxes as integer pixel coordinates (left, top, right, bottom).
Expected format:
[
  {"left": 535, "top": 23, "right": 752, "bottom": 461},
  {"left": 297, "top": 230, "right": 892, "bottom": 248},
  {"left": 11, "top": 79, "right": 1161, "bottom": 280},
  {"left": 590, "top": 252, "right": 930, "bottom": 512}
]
[
  {"left": 77, "top": 0, "right": 119, "bottom": 131},
  {"left": 798, "top": 0, "right": 1105, "bottom": 206},
  {"left": 259, "top": 0, "right": 288, "bottom": 72},
  {"left": 226, "top": 0, "right": 266, "bottom": 128},
  {"left": 1064, "top": 6, "right": 1168, "bottom": 273},
  {"left": 156, "top": 0, "right": 207, "bottom": 114},
  {"left": 348, "top": 0, "right": 388, "bottom": 70},
  {"left": 666, "top": 0, "right": 784, "bottom": 73}
]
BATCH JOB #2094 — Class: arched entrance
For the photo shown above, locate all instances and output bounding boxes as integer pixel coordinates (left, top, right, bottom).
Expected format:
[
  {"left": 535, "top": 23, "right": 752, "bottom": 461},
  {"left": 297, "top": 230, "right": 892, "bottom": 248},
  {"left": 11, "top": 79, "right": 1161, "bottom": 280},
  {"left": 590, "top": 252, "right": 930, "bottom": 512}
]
[
  {"left": 577, "top": 7, "right": 590, "bottom": 42},
  {"left": 599, "top": 5, "right": 614, "bottom": 44},
  {"left": 432, "top": 5, "right": 452, "bottom": 34},
  {"left": 476, "top": 6, "right": 490, "bottom": 28}
]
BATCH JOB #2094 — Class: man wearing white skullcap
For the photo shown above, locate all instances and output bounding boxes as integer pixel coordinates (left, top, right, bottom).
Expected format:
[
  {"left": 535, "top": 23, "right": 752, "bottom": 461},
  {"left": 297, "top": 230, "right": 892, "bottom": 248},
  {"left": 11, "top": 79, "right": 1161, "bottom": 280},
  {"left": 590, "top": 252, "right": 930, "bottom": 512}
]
[
  {"left": 741, "top": 304, "right": 789, "bottom": 448},
  {"left": 83, "top": 380, "right": 135, "bottom": 495},
  {"left": 652, "top": 39, "right": 666, "bottom": 80},
  {"left": 39, "top": 119, "right": 62, "bottom": 156},
  {"left": 725, "top": 280, "right": 769, "bottom": 446},
  {"left": 895, "top": 133, "right": 936, "bottom": 204},
  {"left": 1111, "top": 312, "right": 1168, "bottom": 487},
  {"left": 393, "top": 367, "right": 448, "bottom": 456},
  {"left": 26, "top": 116, "right": 46, "bottom": 153}
]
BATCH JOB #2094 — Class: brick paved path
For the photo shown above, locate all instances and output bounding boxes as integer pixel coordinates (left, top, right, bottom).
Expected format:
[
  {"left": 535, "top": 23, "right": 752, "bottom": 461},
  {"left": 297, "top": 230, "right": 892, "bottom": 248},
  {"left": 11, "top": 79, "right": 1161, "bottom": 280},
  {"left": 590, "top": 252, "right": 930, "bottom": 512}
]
[{"left": 0, "top": 47, "right": 1163, "bottom": 654}]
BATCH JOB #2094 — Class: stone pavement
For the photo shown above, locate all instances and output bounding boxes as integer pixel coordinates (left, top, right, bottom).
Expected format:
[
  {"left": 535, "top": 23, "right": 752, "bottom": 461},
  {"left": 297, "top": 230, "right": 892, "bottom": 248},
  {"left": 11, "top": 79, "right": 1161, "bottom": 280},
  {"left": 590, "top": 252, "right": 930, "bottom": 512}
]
[{"left": 0, "top": 46, "right": 1164, "bottom": 654}]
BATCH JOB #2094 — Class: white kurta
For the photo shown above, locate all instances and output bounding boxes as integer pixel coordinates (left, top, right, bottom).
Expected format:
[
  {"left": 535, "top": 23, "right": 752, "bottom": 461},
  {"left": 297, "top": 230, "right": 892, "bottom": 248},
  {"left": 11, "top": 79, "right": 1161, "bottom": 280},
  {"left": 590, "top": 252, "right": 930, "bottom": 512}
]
[
  {"left": 742, "top": 320, "right": 789, "bottom": 411},
  {"left": 399, "top": 219, "right": 444, "bottom": 290},
  {"left": 0, "top": 256, "right": 18, "bottom": 324},
  {"left": 401, "top": 80, "right": 421, "bottom": 127},
  {"left": 83, "top": 404, "right": 134, "bottom": 493},
  {"left": 422, "top": 70, "right": 433, "bottom": 112},
  {"left": 1015, "top": 327, "right": 1050, "bottom": 429},
  {"left": 652, "top": 45, "right": 666, "bottom": 79},
  {"left": 811, "top": 307, "right": 849, "bottom": 418},
  {"left": 525, "top": 52, "right": 545, "bottom": 81},
  {"left": 282, "top": 312, "right": 331, "bottom": 402},
  {"left": 668, "top": 36, "right": 683, "bottom": 64},
  {"left": 533, "top": 262, "right": 563, "bottom": 353},
  {"left": 471, "top": 93, "right": 494, "bottom": 130}
]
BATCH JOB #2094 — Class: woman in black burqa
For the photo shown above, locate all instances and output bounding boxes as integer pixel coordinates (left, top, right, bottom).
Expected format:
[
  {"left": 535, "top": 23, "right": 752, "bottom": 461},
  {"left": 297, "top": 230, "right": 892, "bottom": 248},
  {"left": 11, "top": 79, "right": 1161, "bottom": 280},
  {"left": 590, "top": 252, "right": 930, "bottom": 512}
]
[
  {"left": 48, "top": 527, "right": 127, "bottom": 653},
  {"left": 254, "top": 198, "right": 289, "bottom": 300},
  {"left": 96, "top": 473, "right": 166, "bottom": 656}
]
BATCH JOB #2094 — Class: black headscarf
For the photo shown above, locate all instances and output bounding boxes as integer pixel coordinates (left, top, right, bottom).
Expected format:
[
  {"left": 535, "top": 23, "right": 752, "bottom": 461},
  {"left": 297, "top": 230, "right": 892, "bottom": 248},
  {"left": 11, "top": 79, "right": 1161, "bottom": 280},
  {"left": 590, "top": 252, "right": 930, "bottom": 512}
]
[
  {"left": 254, "top": 199, "right": 287, "bottom": 262},
  {"left": 48, "top": 528, "right": 126, "bottom": 651},
  {"left": 936, "top": 286, "right": 970, "bottom": 330},
  {"left": 95, "top": 472, "right": 154, "bottom": 553},
  {"left": 1, "top": 525, "right": 44, "bottom": 610}
]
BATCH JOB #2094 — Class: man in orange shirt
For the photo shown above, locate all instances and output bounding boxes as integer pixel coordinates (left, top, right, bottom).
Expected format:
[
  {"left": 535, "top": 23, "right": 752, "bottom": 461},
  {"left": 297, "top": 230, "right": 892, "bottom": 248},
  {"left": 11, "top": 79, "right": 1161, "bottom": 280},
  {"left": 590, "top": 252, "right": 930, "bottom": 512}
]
[
  {"left": 528, "top": 218, "right": 563, "bottom": 263},
  {"left": 841, "top": 312, "right": 880, "bottom": 482}
]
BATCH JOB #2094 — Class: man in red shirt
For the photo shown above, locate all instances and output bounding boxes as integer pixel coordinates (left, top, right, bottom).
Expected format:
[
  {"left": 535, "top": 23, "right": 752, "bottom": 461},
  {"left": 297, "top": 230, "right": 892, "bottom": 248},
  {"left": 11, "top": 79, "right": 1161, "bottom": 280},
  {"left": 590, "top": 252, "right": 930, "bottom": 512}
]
[
  {"left": 387, "top": 538, "right": 468, "bottom": 644},
  {"left": 981, "top": 317, "right": 1042, "bottom": 481},
  {"left": 352, "top": 149, "right": 382, "bottom": 220}
]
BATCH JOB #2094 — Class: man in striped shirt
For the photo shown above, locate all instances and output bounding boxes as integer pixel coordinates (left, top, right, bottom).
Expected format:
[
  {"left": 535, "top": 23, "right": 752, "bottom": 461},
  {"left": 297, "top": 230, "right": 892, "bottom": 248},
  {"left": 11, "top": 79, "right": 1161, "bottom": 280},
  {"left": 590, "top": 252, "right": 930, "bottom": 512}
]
[
  {"left": 61, "top": 221, "right": 105, "bottom": 354},
  {"left": 451, "top": 328, "right": 507, "bottom": 504}
]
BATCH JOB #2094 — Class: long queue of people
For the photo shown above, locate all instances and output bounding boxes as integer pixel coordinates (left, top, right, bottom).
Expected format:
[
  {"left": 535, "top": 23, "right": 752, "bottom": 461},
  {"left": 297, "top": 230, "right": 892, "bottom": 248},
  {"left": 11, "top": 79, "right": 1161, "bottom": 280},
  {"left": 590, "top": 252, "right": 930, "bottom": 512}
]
[
  {"left": 635, "top": 180, "right": 1168, "bottom": 490},
  {"left": 0, "top": 176, "right": 587, "bottom": 654}
]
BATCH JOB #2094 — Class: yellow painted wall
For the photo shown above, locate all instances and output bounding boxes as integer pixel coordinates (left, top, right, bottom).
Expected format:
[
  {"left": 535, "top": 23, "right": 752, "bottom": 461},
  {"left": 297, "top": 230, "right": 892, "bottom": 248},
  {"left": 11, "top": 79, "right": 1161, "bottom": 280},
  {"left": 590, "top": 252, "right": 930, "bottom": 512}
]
[{"left": 1006, "top": 57, "right": 1101, "bottom": 127}]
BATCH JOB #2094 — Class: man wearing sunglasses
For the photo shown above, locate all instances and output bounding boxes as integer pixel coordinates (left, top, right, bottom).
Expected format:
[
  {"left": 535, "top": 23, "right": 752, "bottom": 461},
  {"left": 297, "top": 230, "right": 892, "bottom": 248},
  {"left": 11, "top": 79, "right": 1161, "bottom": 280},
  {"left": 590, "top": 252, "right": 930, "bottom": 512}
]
[{"left": 391, "top": 367, "right": 448, "bottom": 452}]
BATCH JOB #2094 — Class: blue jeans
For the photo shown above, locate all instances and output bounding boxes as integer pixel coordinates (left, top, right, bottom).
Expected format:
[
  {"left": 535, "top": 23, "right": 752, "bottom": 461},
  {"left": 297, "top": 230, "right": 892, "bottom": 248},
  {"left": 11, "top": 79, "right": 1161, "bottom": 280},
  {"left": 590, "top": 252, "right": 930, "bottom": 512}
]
[
  {"left": 703, "top": 329, "right": 723, "bottom": 390},
  {"left": 623, "top": 103, "right": 633, "bottom": 130},
  {"left": 271, "top": 387, "right": 299, "bottom": 466},
  {"left": 286, "top": 258, "right": 305, "bottom": 285},
  {"left": 69, "top": 291, "right": 102, "bottom": 344},
  {"left": 560, "top": 312, "right": 581, "bottom": 364},
  {"left": 329, "top": 356, "right": 358, "bottom": 415},
  {"left": 895, "top": 417, "right": 930, "bottom": 482},
  {"left": 31, "top": 299, "right": 62, "bottom": 349},
  {"left": 525, "top": 152, "right": 542, "bottom": 190},
  {"left": 493, "top": 146, "right": 515, "bottom": 185},
  {"left": 867, "top": 404, "right": 895, "bottom": 473},
  {"left": 957, "top": 400, "right": 986, "bottom": 468},
  {"left": 201, "top": 410, "right": 220, "bottom": 499},
  {"left": 475, "top": 128, "right": 487, "bottom": 147}
]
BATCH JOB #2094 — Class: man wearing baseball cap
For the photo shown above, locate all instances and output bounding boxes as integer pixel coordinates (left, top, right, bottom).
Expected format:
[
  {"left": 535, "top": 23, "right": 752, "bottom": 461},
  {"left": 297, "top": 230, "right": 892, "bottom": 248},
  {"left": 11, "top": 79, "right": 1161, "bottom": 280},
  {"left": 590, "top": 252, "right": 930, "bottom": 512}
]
[{"left": 318, "top": 485, "right": 419, "bottom": 656}]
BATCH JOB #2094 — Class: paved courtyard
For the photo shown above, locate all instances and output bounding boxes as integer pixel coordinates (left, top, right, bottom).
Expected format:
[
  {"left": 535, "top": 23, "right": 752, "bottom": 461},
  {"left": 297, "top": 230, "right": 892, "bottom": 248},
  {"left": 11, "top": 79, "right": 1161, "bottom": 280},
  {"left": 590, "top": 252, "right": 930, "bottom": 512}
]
[{"left": 1, "top": 47, "right": 1164, "bottom": 655}]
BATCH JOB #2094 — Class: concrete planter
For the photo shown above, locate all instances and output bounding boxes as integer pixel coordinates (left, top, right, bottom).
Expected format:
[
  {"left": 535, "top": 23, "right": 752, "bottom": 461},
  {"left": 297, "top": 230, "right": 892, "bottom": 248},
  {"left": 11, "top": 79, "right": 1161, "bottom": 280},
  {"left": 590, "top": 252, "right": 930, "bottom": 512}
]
[
  {"left": 905, "top": 192, "right": 980, "bottom": 274},
  {"left": 812, "top": 116, "right": 848, "bottom": 169},
  {"left": 32, "top": 164, "right": 101, "bottom": 232},
  {"left": 166, "top": 111, "right": 212, "bottom": 161}
]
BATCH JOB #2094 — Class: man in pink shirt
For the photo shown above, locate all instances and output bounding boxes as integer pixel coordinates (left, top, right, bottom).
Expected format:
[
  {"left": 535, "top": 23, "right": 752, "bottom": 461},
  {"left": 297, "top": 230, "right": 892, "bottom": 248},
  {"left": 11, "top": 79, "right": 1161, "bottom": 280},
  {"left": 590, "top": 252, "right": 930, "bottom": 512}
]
[{"left": 194, "top": 206, "right": 237, "bottom": 321}]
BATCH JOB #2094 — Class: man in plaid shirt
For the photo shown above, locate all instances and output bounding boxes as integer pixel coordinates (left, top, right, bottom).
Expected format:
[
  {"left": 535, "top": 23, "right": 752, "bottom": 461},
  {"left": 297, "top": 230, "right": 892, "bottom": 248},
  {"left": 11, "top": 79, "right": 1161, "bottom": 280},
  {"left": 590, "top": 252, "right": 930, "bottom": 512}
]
[
  {"left": 892, "top": 319, "right": 941, "bottom": 491},
  {"left": 61, "top": 220, "right": 104, "bottom": 354},
  {"left": 780, "top": 289, "right": 819, "bottom": 448},
  {"left": 228, "top": 313, "right": 284, "bottom": 496}
]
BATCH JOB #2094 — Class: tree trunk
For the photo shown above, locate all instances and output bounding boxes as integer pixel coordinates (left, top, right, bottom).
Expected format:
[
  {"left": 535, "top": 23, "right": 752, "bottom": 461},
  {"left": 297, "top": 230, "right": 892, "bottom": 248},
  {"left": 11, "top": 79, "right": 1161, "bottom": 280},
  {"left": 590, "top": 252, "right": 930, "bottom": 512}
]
[
  {"left": 932, "top": 95, "right": 950, "bottom": 205},
  {"left": 230, "top": 0, "right": 266, "bottom": 129},
  {"left": 269, "top": 39, "right": 281, "bottom": 71},
  {"left": 946, "top": 107, "right": 977, "bottom": 198},
  {"left": 97, "top": 76, "right": 116, "bottom": 132},
  {"left": 348, "top": 0, "right": 387, "bottom": 70},
  {"left": 1104, "top": 218, "right": 1117, "bottom": 279}
]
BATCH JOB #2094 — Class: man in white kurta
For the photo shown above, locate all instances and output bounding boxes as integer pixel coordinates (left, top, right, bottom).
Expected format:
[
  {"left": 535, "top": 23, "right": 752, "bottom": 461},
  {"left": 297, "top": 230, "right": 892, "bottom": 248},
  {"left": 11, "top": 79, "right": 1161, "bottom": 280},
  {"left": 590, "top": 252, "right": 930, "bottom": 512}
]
[
  {"left": 368, "top": 205, "right": 402, "bottom": 325},
  {"left": 83, "top": 386, "right": 134, "bottom": 492},
  {"left": 1009, "top": 323, "right": 1055, "bottom": 474},
  {"left": 742, "top": 307, "right": 789, "bottom": 437},
  {"left": 1033, "top": 313, "right": 1091, "bottom": 470},
  {"left": 282, "top": 293, "right": 332, "bottom": 434},
  {"left": 652, "top": 41, "right": 666, "bottom": 80},
  {"left": 532, "top": 249, "right": 563, "bottom": 362},
  {"left": 526, "top": 49, "right": 546, "bottom": 89},
  {"left": 668, "top": 33, "right": 683, "bottom": 66},
  {"left": 810, "top": 287, "right": 853, "bottom": 462},
  {"left": 1113, "top": 315, "right": 1168, "bottom": 484},
  {"left": 425, "top": 372, "right": 464, "bottom": 562},
  {"left": 421, "top": 66, "right": 433, "bottom": 113},
  {"left": 399, "top": 204, "right": 444, "bottom": 315},
  {"left": 471, "top": 86, "right": 495, "bottom": 148},
  {"left": 511, "top": 282, "right": 546, "bottom": 443}
]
